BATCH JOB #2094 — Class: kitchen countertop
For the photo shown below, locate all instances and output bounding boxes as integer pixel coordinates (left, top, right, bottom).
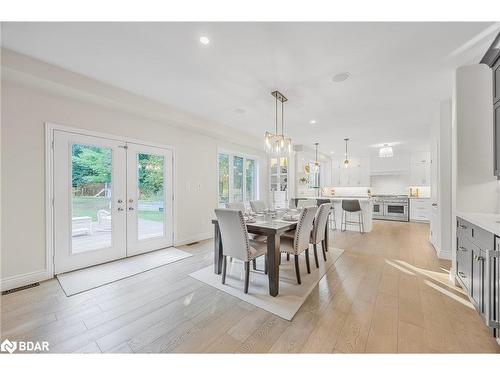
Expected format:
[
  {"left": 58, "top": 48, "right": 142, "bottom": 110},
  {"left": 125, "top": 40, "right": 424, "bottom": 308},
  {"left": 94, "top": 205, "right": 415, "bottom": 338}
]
[
  {"left": 409, "top": 196, "right": 430, "bottom": 199},
  {"left": 455, "top": 211, "right": 500, "bottom": 237},
  {"left": 296, "top": 196, "right": 371, "bottom": 202}
]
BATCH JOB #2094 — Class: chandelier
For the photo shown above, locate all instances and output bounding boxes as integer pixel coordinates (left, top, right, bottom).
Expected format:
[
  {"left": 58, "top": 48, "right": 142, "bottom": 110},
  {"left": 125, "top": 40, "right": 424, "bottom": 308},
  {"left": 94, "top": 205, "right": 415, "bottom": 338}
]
[
  {"left": 265, "top": 90, "right": 292, "bottom": 156},
  {"left": 379, "top": 144, "right": 394, "bottom": 158}
]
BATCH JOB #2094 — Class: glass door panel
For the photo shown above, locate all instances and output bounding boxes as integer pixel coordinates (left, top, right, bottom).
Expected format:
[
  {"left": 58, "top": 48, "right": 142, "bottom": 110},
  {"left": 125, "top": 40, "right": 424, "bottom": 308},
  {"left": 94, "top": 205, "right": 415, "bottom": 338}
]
[
  {"left": 71, "top": 144, "right": 113, "bottom": 253},
  {"left": 137, "top": 153, "right": 165, "bottom": 240},
  {"left": 126, "top": 143, "right": 173, "bottom": 256},
  {"left": 54, "top": 131, "right": 127, "bottom": 274}
]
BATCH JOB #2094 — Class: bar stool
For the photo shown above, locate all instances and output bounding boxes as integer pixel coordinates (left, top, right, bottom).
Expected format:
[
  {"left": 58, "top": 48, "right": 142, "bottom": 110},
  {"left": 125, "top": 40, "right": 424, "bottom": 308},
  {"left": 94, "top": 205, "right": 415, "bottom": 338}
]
[
  {"left": 341, "top": 199, "right": 364, "bottom": 233},
  {"left": 329, "top": 204, "right": 337, "bottom": 230}
]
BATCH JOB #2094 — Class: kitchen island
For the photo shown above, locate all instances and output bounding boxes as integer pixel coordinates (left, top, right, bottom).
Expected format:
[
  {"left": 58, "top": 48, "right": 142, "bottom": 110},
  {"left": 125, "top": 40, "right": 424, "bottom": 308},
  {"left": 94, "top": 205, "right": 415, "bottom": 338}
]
[{"left": 293, "top": 196, "right": 373, "bottom": 233}]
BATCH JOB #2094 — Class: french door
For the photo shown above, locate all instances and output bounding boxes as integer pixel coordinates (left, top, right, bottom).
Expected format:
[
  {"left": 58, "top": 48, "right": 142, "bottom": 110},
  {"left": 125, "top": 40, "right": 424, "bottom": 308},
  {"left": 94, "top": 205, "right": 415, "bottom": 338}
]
[{"left": 53, "top": 130, "right": 173, "bottom": 274}]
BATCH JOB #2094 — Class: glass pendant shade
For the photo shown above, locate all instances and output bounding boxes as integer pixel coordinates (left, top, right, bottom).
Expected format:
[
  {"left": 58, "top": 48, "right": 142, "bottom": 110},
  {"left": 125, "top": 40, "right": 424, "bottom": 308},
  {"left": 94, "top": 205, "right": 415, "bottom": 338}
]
[
  {"left": 379, "top": 144, "right": 394, "bottom": 158},
  {"left": 265, "top": 132, "right": 291, "bottom": 156},
  {"left": 264, "top": 90, "right": 292, "bottom": 157}
]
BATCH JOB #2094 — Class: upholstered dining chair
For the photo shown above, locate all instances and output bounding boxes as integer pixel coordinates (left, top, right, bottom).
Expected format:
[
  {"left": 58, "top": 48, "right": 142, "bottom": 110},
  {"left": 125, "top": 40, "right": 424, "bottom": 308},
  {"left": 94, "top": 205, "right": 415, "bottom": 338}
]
[
  {"left": 279, "top": 206, "right": 317, "bottom": 284},
  {"left": 250, "top": 200, "right": 267, "bottom": 213},
  {"left": 227, "top": 201, "right": 265, "bottom": 250},
  {"left": 214, "top": 208, "right": 267, "bottom": 294},
  {"left": 227, "top": 202, "right": 246, "bottom": 211},
  {"left": 297, "top": 199, "right": 317, "bottom": 209},
  {"left": 310, "top": 203, "right": 332, "bottom": 268}
]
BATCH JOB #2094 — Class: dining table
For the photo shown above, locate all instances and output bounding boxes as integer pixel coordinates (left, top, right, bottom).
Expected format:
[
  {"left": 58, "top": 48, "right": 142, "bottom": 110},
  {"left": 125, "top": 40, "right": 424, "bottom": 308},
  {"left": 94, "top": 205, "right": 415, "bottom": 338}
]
[{"left": 211, "top": 210, "right": 330, "bottom": 297}]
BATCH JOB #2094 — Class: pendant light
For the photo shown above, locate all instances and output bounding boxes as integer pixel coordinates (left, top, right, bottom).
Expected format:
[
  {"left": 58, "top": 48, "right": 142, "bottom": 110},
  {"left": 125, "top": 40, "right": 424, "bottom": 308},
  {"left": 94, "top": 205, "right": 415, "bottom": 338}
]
[
  {"left": 265, "top": 90, "right": 292, "bottom": 156},
  {"left": 313, "top": 142, "right": 320, "bottom": 172},
  {"left": 344, "top": 138, "right": 350, "bottom": 168},
  {"left": 379, "top": 144, "right": 394, "bottom": 158}
]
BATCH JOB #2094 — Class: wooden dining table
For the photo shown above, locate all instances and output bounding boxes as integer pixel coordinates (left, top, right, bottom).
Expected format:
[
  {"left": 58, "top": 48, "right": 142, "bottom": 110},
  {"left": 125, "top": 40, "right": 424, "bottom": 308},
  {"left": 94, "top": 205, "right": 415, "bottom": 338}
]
[{"left": 211, "top": 212, "right": 330, "bottom": 297}]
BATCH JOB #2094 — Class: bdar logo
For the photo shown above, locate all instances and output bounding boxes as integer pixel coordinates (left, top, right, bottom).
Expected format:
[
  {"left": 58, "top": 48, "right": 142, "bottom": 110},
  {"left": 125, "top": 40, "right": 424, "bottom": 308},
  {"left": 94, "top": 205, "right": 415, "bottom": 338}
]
[{"left": 1, "top": 339, "right": 17, "bottom": 354}]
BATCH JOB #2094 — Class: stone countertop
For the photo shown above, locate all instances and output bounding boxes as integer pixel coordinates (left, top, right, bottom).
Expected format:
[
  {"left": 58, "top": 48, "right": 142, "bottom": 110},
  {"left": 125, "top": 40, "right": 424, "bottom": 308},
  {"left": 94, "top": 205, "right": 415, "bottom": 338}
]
[
  {"left": 295, "top": 196, "right": 371, "bottom": 201},
  {"left": 455, "top": 211, "right": 500, "bottom": 237}
]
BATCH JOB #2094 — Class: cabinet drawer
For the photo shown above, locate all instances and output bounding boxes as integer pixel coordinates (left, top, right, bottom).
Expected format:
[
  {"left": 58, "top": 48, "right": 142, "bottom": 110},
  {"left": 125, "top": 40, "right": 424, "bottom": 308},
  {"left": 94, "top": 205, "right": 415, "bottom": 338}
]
[
  {"left": 457, "top": 217, "right": 473, "bottom": 240},
  {"left": 456, "top": 237, "right": 472, "bottom": 290}
]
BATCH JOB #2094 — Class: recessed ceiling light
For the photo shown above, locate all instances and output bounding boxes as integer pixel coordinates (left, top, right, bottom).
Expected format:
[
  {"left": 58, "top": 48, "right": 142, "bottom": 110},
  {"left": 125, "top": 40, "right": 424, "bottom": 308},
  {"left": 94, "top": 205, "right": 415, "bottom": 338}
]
[
  {"left": 235, "top": 108, "right": 246, "bottom": 114},
  {"left": 332, "top": 72, "right": 350, "bottom": 82},
  {"left": 330, "top": 151, "right": 335, "bottom": 154},
  {"left": 309, "top": 120, "right": 317, "bottom": 124},
  {"left": 199, "top": 36, "right": 210, "bottom": 45}
]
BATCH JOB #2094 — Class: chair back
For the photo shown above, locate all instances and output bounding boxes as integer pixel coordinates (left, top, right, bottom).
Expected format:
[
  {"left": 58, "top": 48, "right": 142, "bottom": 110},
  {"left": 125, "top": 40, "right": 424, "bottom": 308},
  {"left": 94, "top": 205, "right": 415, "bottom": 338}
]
[
  {"left": 227, "top": 202, "right": 245, "bottom": 212},
  {"left": 342, "top": 199, "right": 361, "bottom": 212},
  {"left": 311, "top": 203, "right": 332, "bottom": 244},
  {"left": 250, "top": 200, "right": 267, "bottom": 213},
  {"left": 294, "top": 206, "right": 317, "bottom": 253},
  {"left": 297, "top": 199, "right": 317, "bottom": 209},
  {"left": 214, "top": 209, "right": 250, "bottom": 261}
]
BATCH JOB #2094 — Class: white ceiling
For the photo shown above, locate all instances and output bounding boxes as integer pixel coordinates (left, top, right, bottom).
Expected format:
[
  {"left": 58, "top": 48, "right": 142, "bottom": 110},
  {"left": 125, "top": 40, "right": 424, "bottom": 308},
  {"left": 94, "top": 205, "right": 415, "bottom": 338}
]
[{"left": 1, "top": 22, "right": 496, "bottom": 156}]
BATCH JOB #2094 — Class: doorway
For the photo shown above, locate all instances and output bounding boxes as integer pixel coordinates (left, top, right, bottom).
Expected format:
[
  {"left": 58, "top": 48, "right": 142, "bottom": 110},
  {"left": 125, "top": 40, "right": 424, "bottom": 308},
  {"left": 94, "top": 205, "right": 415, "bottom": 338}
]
[{"left": 52, "top": 129, "right": 173, "bottom": 274}]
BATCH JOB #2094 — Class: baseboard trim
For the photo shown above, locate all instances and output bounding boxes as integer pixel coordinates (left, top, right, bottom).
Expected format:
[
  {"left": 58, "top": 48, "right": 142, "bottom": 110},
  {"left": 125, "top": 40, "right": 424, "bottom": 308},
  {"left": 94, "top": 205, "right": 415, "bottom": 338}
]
[
  {"left": 175, "top": 232, "right": 213, "bottom": 247},
  {"left": 0, "top": 269, "right": 52, "bottom": 292},
  {"left": 437, "top": 249, "right": 452, "bottom": 260}
]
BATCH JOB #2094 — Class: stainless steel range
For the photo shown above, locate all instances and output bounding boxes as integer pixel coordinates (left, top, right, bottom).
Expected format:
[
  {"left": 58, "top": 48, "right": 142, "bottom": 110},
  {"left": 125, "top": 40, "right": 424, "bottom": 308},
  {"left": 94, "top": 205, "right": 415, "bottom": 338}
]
[{"left": 372, "top": 195, "right": 409, "bottom": 222}]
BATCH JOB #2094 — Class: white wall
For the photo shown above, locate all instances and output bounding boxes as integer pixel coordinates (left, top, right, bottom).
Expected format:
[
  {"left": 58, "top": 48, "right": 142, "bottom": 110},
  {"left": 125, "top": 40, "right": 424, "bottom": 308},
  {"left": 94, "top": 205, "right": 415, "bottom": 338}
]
[
  {"left": 455, "top": 64, "right": 499, "bottom": 214},
  {"left": 0, "top": 51, "right": 268, "bottom": 288}
]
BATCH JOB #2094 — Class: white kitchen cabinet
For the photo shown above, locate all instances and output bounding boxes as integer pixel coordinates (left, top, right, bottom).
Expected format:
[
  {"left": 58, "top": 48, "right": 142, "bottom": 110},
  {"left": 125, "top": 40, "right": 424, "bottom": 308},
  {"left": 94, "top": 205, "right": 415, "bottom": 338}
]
[
  {"left": 410, "top": 151, "right": 431, "bottom": 185},
  {"left": 331, "top": 157, "right": 370, "bottom": 187},
  {"left": 410, "top": 198, "right": 431, "bottom": 222}
]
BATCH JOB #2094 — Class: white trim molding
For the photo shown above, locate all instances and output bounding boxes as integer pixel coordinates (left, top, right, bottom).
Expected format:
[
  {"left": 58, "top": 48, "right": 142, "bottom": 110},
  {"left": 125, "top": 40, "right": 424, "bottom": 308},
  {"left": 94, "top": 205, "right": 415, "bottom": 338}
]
[
  {"left": 0, "top": 269, "right": 52, "bottom": 292},
  {"left": 175, "top": 232, "right": 213, "bottom": 247}
]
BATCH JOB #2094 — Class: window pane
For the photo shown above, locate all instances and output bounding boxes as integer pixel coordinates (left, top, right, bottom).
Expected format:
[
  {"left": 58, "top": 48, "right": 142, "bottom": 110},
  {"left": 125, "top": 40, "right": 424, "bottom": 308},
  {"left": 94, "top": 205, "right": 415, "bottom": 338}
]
[
  {"left": 233, "top": 156, "right": 244, "bottom": 202},
  {"left": 218, "top": 154, "right": 229, "bottom": 207},
  {"left": 245, "top": 159, "right": 256, "bottom": 201},
  {"left": 137, "top": 153, "right": 165, "bottom": 240},
  {"left": 71, "top": 144, "right": 112, "bottom": 253}
]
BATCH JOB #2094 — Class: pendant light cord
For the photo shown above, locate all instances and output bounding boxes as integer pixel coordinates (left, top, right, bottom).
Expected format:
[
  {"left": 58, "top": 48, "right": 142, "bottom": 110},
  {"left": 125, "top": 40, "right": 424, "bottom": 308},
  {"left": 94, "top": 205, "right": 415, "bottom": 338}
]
[{"left": 275, "top": 95, "right": 278, "bottom": 134}]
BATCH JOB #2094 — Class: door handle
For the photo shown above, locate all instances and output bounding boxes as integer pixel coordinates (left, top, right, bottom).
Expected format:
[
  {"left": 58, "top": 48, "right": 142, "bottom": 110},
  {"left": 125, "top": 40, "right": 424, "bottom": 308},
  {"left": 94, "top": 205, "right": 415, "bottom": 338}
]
[
  {"left": 117, "top": 199, "right": 123, "bottom": 204},
  {"left": 432, "top": 203, "right": 437, "bottom": 207},
  {"left": 117, "top": 207, "right": 124, "bottom": 211},
  {"left": 458, "top": 271, "right": 466, "bottom": 278},
  {"left": 458, "top": 246, "right": 467, "bottom": 252},
  {"left": 128, "top": 207, "right": 134, "bottom": 211},
  {"left": 458, "top": 224, "right": 467, "bottom": 229}
]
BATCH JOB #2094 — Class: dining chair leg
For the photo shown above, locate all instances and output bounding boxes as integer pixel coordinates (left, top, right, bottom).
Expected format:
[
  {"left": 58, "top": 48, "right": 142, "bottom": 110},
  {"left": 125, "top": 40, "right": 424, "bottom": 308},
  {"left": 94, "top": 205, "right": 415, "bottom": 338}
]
[
  {"left": 305, "top": 249, "right": 311, "bottom": 274},
  {"left": 252, "top": 259, "right": 257, "bottom": 271},
  {"left": 287, "top": 253, "right": 290, "bottom": 261},
  {"left": 244, "top": 261, "right": 250, "bottom": 294},
  {"left": 294, "top": 255, "right": 301, "bottom": 285},
  {"left": 264, "top": 256, "right": 268, "bottom": 275},
  {"left": 313, "top": 243, "right": 319, "bottom": 268},
  {"left": 222, "top": 255, "right": 227, "bottom": 285},
  {"left": 322, "top": 240, "right": 327, "bottom": 261}
]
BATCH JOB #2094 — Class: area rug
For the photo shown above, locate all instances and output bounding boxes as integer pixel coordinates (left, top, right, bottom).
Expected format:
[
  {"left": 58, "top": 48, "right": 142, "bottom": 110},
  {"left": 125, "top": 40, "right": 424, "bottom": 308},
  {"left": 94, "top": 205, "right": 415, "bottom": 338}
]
[
  {"left": 189, "top": 247, "right": 344, "bottom": 320},
  {"left": 57, "top": 247, "right": 193, "bottom": 296}
]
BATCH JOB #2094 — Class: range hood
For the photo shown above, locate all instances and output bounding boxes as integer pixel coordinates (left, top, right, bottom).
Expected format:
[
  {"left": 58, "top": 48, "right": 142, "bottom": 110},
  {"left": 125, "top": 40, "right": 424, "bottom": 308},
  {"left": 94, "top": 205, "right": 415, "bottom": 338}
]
[{"left": 369, "top": 155, "right": 410, "bottom": 176}]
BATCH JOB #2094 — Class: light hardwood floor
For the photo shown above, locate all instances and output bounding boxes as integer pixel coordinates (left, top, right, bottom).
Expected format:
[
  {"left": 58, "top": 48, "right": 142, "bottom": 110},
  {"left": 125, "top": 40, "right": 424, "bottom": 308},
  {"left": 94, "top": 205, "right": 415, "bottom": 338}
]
[{"left": 1, "top": 220, "right": 499, "bottom": 353}]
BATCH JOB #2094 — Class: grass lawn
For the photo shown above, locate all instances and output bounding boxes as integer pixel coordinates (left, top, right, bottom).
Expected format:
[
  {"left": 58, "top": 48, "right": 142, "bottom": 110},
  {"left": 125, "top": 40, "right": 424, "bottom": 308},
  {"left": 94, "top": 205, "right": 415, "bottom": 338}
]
[{"left": 72, "top": 196, "right": 164, "bottom": 222}]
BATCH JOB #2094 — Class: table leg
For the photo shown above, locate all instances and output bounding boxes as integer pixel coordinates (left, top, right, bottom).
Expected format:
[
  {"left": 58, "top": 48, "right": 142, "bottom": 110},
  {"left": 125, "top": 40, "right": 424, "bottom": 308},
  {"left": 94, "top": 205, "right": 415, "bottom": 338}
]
[
  {"left": 214, "top": 222, "right": 223, "bottom": 274},
  {"left": 267, "top": 233, "right": 280, "bottom": 296}
]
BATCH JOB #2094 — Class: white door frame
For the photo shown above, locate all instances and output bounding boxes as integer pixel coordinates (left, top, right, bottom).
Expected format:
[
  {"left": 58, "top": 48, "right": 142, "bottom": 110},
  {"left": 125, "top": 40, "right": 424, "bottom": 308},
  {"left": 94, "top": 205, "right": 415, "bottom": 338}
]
[{"left": 45, "top": 122, "right": 176, "bottom": 277}]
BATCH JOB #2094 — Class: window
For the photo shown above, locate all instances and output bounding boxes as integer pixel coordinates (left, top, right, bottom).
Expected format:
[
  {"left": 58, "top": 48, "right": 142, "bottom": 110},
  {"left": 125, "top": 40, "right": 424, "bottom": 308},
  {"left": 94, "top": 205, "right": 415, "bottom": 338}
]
[
  {"left": 218, "top": 152, "right": 258, "bottom": 207},
  {"left": 218, "top": 154, "right": 229, "bottom": 206}
]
